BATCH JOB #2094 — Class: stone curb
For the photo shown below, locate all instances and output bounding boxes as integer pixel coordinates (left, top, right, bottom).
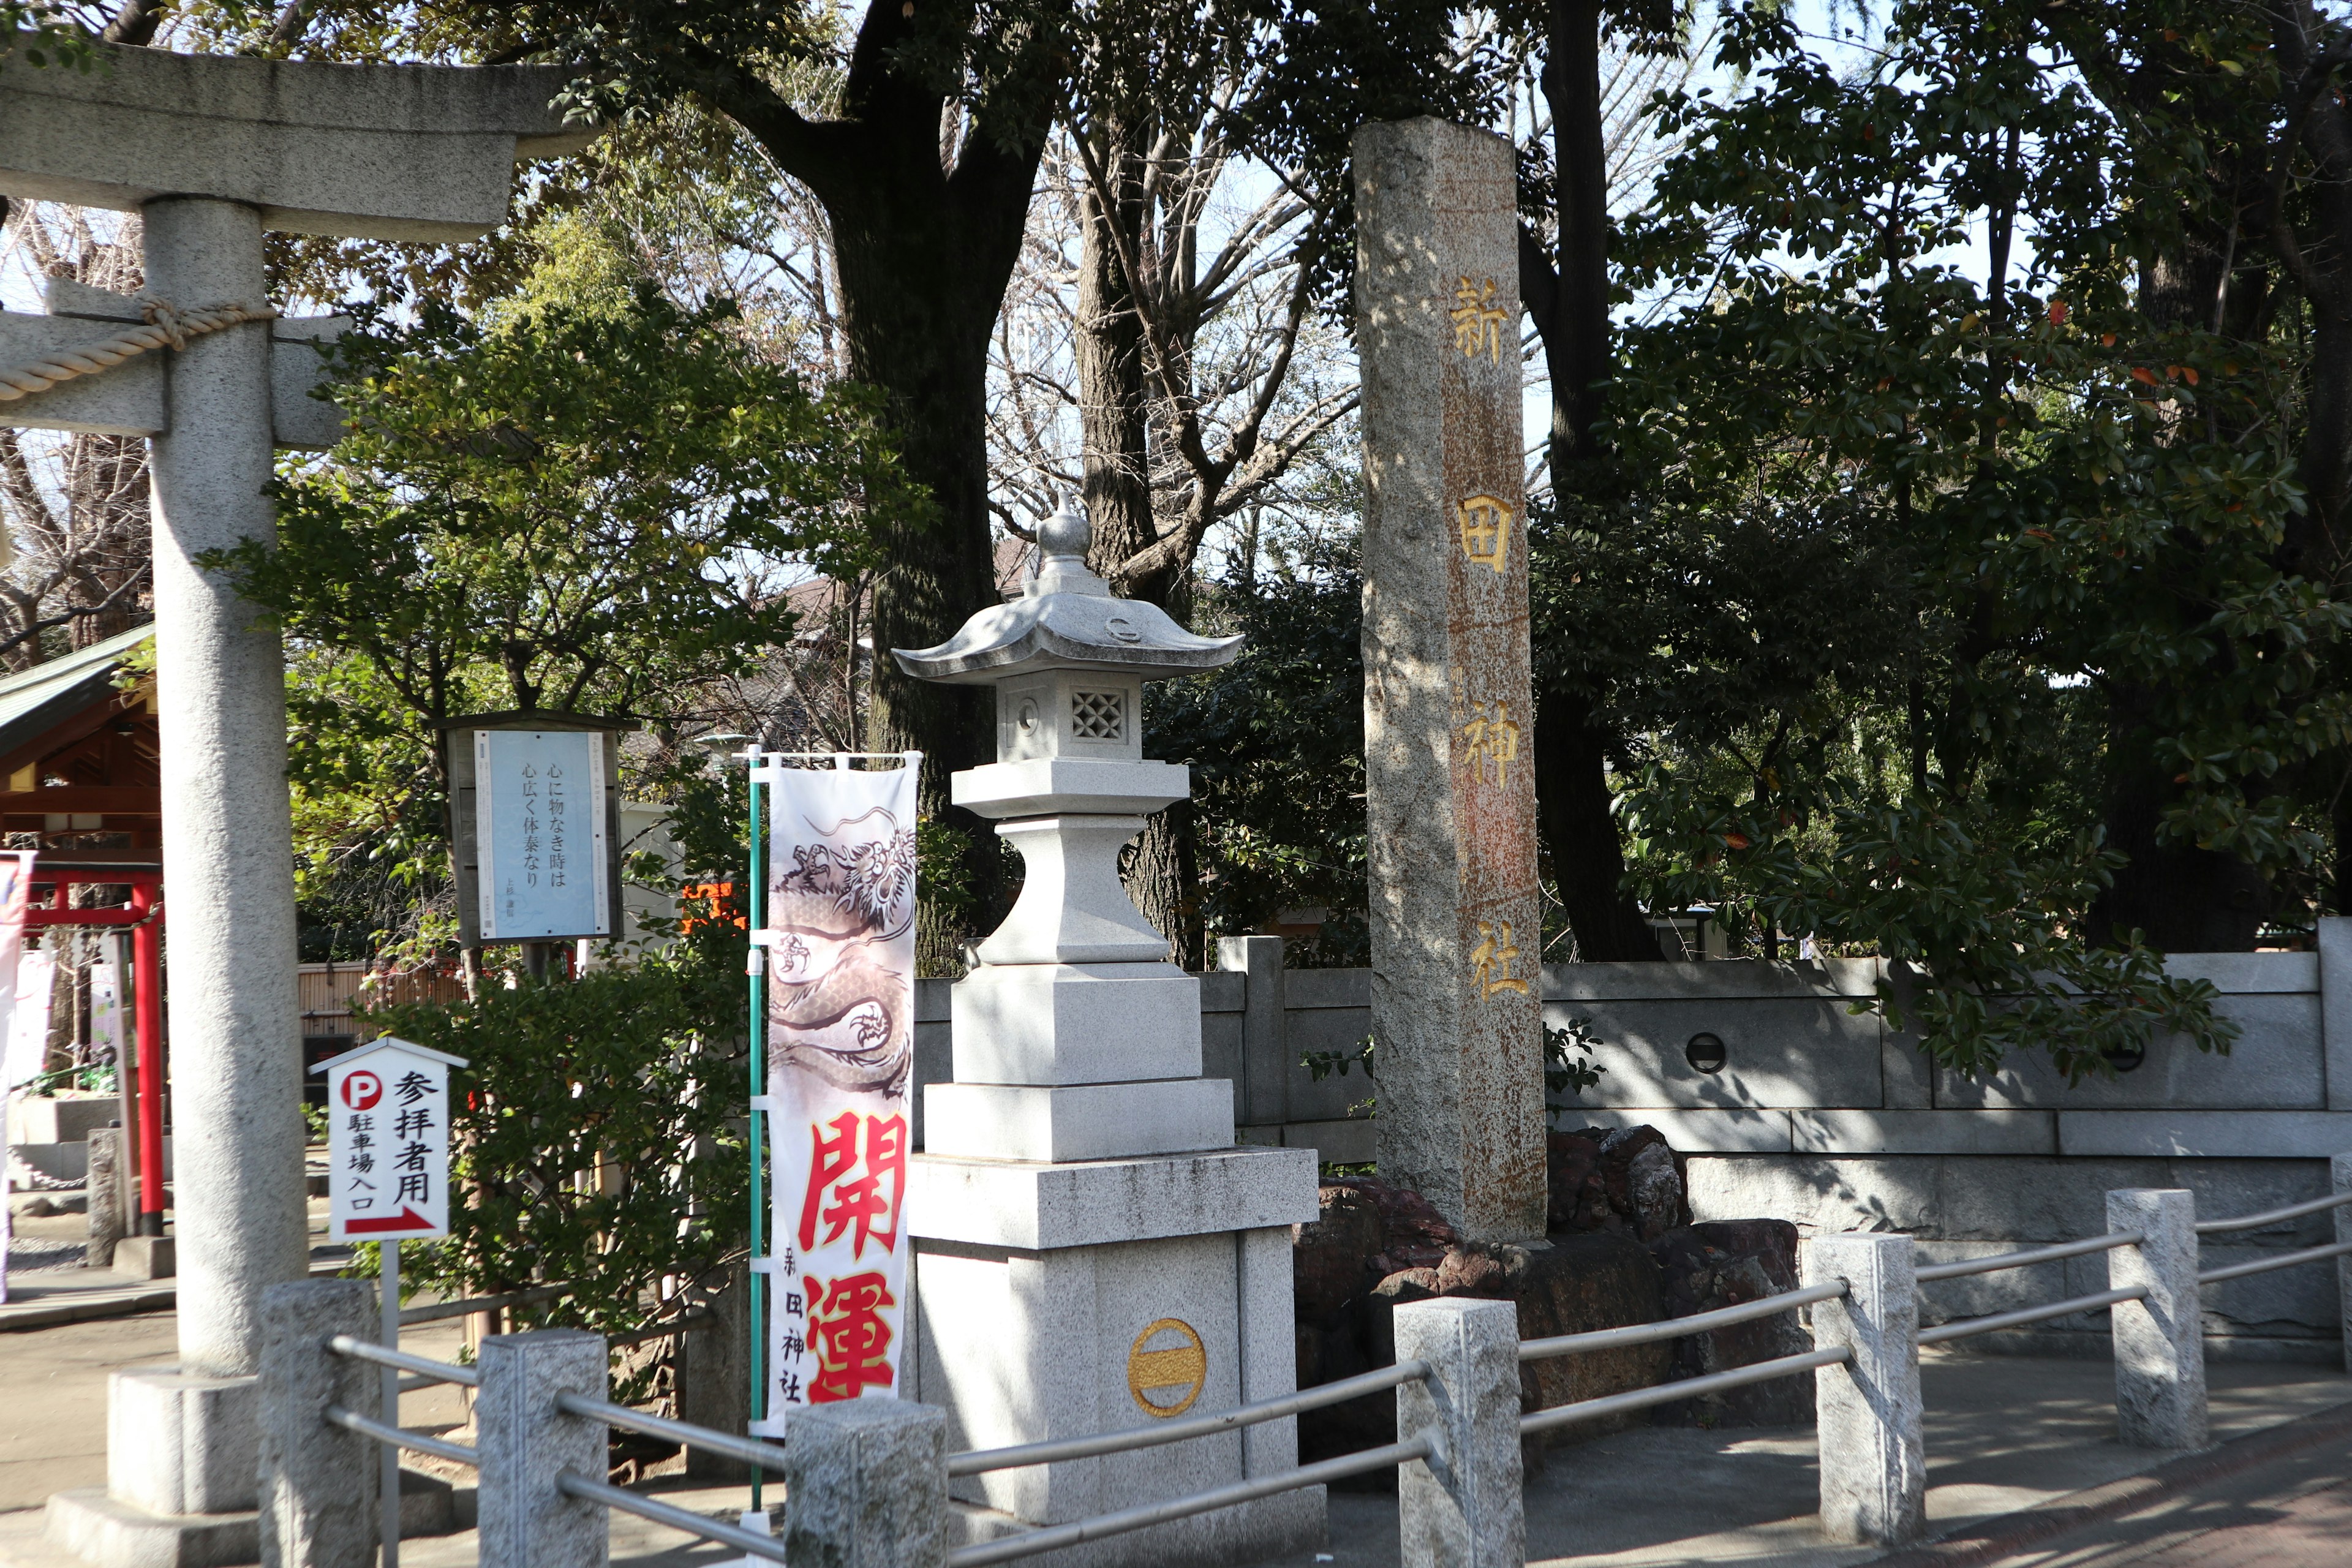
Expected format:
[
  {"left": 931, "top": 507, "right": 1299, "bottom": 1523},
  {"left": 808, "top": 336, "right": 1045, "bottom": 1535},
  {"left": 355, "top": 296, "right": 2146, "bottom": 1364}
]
[
  {"left": 1867, "top": 1398, "right": 2352, "bottom": 1567},
  {"left": 0, "top": 1256, "right": 347, "bottom": 1332}
]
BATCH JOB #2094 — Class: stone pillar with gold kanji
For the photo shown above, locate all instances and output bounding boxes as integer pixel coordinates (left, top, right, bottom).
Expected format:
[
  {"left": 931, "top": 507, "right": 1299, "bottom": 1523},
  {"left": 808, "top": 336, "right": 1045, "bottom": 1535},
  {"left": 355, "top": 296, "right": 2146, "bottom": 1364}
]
[{"left": 1352, "top": 117, "right": 1547, "bottom": 1243}]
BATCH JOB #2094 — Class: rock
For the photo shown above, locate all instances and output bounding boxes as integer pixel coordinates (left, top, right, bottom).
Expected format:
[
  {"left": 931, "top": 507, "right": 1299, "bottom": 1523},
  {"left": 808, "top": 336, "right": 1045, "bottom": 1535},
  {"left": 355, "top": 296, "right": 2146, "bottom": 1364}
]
[
  {"left": 1646, "top": 1219, "right": 1814, "bottom": 1428},
  {"left": 1308, "top": 1234, "right": 1670, "bottom": 1471},
  {"left": 1545, "top": 1130, "right": 1603, "bottom": 1231},
  {"left": 1435, "top": 1245, "right": 1509, "bottom": 1297},
  {"left": 1327, "top": 1175, "right": 1460, "bottom": 1272},
  {"left": 1627, "top": 1143, "right": 1682, "bottom": 1241},
  {"left": 1548, "top": 1123, "right": 1689, "bottom": 1237},
  {"left": 1512, "top": 1232, "right": 1671, "bottom": 1457}
]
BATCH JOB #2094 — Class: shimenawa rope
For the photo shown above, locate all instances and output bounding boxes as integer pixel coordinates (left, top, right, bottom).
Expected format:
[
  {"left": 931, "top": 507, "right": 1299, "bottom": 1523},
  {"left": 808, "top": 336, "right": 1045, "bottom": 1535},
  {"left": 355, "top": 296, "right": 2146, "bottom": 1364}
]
[{"left": 0, "top": 297, "right": 280, "bottom": 403}]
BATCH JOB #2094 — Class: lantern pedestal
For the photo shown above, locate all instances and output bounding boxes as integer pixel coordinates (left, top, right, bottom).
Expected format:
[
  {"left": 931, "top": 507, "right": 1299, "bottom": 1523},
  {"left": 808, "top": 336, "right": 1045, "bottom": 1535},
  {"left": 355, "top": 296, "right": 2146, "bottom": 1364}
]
[
  {"left": 895, "top": 496, "right": 1324, "bottom": 1567},
  {"left": 908, "top": 1150, "right": 1323, "bottom": 1568}
]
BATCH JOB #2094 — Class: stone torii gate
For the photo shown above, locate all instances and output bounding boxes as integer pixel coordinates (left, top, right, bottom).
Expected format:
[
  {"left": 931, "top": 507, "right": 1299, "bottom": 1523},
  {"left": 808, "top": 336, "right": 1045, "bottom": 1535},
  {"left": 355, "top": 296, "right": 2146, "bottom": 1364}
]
[{"left": 0, "top": 36, "right": 592, "bottom": 1564}]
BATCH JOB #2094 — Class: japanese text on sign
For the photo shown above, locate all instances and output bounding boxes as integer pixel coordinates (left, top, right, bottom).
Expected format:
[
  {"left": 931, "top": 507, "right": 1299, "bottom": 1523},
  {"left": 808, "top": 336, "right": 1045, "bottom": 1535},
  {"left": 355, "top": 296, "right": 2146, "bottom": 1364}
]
[
  {"left": 757, "top": 760, "right": 919, "bottom": 1431},
  {"left": 475, "top": 729, "right": 612, "bottom": 941},
  {"left": 325, "top": 1039, "right": 458, "bottom": 1240}
]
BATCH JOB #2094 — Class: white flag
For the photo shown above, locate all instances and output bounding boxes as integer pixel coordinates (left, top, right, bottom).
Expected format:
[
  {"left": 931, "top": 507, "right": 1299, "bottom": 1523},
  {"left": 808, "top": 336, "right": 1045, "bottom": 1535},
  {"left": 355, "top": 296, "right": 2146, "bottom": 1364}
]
[{"left": 760, "top": 762, "right": 918, "bottom": 1425}]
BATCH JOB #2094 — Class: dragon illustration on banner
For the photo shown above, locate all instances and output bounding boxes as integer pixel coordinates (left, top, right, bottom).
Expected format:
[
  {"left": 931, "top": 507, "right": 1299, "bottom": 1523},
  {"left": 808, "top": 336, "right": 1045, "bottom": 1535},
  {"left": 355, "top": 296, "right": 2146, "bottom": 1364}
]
[{"left": 768, "top": 805, "right": 918, "bottom": 1096}]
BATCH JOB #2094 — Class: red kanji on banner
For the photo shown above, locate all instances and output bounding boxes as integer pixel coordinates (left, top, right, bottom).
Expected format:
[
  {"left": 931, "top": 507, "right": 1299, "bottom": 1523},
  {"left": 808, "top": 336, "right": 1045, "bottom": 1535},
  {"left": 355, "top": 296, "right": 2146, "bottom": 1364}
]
[
  {"left": 808, "top": 1271, "right": 897, "bottom": 1401},
  {"left": 797, "top": 1111, "right": 908, "bottom": 1258}
]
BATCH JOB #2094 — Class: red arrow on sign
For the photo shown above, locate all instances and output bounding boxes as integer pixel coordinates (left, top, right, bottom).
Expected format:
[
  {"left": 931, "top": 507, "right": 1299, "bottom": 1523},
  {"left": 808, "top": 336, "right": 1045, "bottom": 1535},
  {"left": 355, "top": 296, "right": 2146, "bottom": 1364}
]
[{"left": 344, "top": 1208, "right": 435, "bottom": 1234}]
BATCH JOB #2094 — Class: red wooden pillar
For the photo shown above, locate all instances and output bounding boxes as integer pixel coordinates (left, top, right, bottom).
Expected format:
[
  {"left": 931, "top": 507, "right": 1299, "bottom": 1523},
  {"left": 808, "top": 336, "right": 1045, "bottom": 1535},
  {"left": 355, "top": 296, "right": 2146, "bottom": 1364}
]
[{"left": 130, "top": 883, "right": 167, "bottom": 1234}]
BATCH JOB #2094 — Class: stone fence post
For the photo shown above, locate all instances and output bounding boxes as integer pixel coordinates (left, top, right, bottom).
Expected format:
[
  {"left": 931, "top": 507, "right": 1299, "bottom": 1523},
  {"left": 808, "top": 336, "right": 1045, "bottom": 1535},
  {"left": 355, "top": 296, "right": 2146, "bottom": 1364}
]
[
  {"left": 2108, "top": 1189, "right": 2207, "bottom": 1449},
  {"left": 1803, "top": 1233, "right": 1924, "bottom": 1547},
  {"left": 1218, "top": 935, "right": 1289, "bottom": 1127},
  {"left": 257, "top": 1280, "right": 379, "bottom": 1568},
  {"left": 2334, "top": 1153, "right": 2351, "bottom": 1375},
  {"left": 782, "top": 1398, "right": 948, "bottom": 1568},
  {"left": 477, "top": 1328, "right": 608, "bottom": 1568},
  {"left": 1393, "top": 1297, "right": 1523, "bottom": 1568}
]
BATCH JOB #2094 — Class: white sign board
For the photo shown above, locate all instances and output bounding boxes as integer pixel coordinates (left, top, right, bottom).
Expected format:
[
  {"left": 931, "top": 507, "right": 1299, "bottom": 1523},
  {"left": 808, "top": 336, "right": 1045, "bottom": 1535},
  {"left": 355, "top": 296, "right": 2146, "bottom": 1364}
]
[
  {"left": 473, "top": 728, "right": 612, "bottom": 941},
  {"left": 321, "top": 1037, "right": 465, "bottom": 1241}
]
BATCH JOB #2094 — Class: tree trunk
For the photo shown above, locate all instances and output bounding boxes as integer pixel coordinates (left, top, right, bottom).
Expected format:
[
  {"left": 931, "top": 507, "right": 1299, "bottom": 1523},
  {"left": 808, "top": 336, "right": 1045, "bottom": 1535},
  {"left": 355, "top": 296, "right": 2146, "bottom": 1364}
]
[
  {"left": 1074, "top": 120, "right": 1201, "bottom": 965},
  {"left": 2090, "top": 201, "right": 2274, "bottom": 950},
  {"left": 718, "top": 12, "right": 1049, "bottom": 973},
  {"left": 1538, "top": 0, "right": 1614, "bottom": 488},
  {"left": 1534, "top": 686, "right": 1657, "bottom": 961},
  {"left": 1522, "top": 0, "right": 1657, "bottom": 961}
]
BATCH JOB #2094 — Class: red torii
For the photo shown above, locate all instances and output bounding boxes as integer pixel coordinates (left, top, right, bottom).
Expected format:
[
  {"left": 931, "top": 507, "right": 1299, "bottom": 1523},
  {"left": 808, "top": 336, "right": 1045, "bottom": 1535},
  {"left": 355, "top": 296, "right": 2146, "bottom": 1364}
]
[{"left": 29, "top": 863, "right": 165, "bottom": 1235}]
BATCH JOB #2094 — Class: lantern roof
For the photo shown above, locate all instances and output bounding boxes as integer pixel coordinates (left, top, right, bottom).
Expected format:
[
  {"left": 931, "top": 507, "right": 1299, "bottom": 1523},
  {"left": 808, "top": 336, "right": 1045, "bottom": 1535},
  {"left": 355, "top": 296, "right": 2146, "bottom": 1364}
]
[{"left": 891, "top": 495, "right": 1243, "bottom": 685}]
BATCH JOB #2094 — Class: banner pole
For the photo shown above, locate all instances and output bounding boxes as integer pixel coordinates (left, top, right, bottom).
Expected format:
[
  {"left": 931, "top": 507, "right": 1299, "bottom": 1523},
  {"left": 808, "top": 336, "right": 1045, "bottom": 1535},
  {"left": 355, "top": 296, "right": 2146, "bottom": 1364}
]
[{"left": 744, "top": 744, "right": 767, "bottom": 1513}]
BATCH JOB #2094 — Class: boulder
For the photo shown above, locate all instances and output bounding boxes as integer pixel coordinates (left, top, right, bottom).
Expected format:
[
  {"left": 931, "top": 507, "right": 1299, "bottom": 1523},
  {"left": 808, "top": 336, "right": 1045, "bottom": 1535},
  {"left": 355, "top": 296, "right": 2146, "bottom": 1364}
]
[
  {"left": 1627, "top": 1143, "right": 1682, "bottom": 1241},
  {"left": 1645, "top": 1219, "right": 1814, "bottom": 1427},
  {"left": 1325, "top": 1175, "right": 1460, "bottom": 1273},
  {"left": 1546, "top": 1124, "right": 1690, "bottom": 1237},
  {"left": 1512, "top": 1232, "right": 1671, "bottom": 1457},
  {"left": 1304, "top": 1232, "right": 1667, "bottom": 1471}
]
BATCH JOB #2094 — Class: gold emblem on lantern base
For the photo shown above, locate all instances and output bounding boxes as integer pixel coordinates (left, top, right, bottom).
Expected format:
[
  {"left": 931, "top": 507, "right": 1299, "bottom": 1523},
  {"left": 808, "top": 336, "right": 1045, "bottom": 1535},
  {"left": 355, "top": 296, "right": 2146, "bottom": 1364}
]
[{"left": 1127, "top": 1317, "right": 1208, "bottom": 1417}]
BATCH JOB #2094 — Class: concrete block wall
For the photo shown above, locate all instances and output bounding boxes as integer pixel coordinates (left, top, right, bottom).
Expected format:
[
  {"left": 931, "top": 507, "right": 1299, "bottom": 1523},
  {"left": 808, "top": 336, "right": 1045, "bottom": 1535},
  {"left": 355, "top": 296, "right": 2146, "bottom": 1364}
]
[
  {"left": 1548, "top": 941, "right": 2352, "bottom": 1362},
  {"left": 915, "top": 928, "right": 2352, "bottom": 1359}
]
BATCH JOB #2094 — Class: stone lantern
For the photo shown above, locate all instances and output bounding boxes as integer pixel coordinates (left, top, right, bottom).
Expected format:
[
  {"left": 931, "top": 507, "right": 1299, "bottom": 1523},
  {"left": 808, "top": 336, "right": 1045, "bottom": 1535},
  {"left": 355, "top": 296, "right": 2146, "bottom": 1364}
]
[{"left": 893, "top": 497, "right": 1324, "bottom": 1564}]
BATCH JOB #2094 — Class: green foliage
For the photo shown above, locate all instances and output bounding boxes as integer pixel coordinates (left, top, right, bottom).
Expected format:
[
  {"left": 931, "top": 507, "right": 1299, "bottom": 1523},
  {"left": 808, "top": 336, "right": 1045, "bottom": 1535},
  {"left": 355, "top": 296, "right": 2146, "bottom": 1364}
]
[
  {"left": 1150, "top": 543, "right": 1370, "bottom": 962},
  {"left": 0, "top": 6, "right": 93, "bottom": 70},
  {"left": 1526, "top": 0, "right": 2348, "bottom": 1076},
  {"left": 217, "top": 287, "right": 915, "bottom": 726},
  {"left": 1542, "top": 1016, "right": 1605, "bottom": 1116},
  {"left": 359, "top": 948, "right": 747, "bottom": 1378}
]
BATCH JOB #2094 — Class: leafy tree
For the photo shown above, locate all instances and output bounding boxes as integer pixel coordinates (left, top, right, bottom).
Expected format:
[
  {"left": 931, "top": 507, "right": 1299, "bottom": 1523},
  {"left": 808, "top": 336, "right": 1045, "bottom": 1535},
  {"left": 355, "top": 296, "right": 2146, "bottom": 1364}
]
[
  {"left": 212, "top": 285, "right": 919, "bottom": 965},
  {"left": 1514, "top": 0, "right": 2352, "bottom": 1073},
  {"left": 1150, "top": 537, "right": 1371, "bottom": 963},
  {"left": 360, "top": 940, "right": 749, "bottom": 1382}
]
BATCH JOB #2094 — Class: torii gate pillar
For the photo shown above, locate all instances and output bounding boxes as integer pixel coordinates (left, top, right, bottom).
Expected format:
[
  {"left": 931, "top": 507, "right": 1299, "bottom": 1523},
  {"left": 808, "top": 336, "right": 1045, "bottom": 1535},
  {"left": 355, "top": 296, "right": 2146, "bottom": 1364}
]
[{"left": 0, "top": 36, "right": 594, "bottom": 1566}]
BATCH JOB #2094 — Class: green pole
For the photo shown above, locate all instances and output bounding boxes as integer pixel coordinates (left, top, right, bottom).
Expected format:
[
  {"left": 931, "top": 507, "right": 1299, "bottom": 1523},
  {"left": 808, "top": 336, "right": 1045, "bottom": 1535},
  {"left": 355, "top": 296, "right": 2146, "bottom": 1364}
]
[{"left": 745, "top": 748, "right": 768, "bottom": 1512}]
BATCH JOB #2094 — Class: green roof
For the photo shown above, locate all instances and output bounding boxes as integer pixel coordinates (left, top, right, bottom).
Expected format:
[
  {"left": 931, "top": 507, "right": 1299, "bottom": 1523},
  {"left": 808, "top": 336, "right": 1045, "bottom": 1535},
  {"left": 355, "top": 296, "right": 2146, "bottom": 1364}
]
[{"left": 0, "top": 623, "right": 154, "bottom": 763}]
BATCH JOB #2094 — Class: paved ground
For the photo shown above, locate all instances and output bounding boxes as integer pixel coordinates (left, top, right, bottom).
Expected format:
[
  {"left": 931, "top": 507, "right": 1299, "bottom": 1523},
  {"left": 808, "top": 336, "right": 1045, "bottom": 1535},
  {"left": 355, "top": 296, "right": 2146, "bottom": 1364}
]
[
  {"left": 1954, "top": 1420, "right": 2352, "bottom": 1568},
  {"left": 1, "top": 1265, "right": 2346, "bottom": 1568},
  {"left": 1262, "top": 1351, "right": 2352, "bottom": 1568}
]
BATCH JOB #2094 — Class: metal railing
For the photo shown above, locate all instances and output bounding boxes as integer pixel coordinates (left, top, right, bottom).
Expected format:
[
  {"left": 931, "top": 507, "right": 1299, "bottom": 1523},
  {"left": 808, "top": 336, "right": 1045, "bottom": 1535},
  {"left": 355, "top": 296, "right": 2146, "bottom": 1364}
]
[
  {"left": 557, "top": 1469, "right": 787, "bottom": 1564},
  {"left": 1517, "top": 1279, "right": 1850, "bottom": 1436},
  {"left": 260, "top": 1156, "right": 2352, "bottom": 1568},
  {"left": 396, "top": 1280, "right": 571, "bottom": 1327},
  {"left": 328, "top": 1333, "right": 480, "bottom": 1387},
  {"left": 946, "top": 1432, "right": 1439, "bottom": 1568},
  {"left": 323, "top": 1403, "right": 480, "bottom": 1466},
  {"left": 1521, "top": 1345, "right": 1853, "bottom": 1436},
  {"left": 942, "top": 1353, "right": 1446, "bottom": 1566},
  {"left": 320, "top": 1336, "right": 481, "bottom": 1467},
  {"left": 1915, "top": 1231, "right": 2144, "bottom": 1283},
  {"left": 2197, "top": 1237, "right": 2352, "bottom": 1284},
  {"left": 2193, "top": 1188, "right": 2352, "bottom": 1235},
  {"left": 558, "top": 1392, "right": 790, "bottom": 1472},
  {"left": 948, "top": 1358, "right": 1431, "bottom": 1476}
]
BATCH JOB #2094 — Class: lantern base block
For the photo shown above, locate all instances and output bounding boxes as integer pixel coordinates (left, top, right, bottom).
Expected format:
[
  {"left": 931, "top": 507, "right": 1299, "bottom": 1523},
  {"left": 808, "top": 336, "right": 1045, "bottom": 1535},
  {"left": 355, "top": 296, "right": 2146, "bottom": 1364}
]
[{"left": 910, "top": 1151, "right": 1320, "bottom": 1558}]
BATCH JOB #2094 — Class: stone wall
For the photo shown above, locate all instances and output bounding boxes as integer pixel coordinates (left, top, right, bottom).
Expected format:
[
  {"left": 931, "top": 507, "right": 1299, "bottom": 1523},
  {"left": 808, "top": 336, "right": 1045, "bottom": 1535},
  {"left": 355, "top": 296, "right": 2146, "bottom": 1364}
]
[{"left": 912, "top": 925, "right": 2352, "bottom": 1360}]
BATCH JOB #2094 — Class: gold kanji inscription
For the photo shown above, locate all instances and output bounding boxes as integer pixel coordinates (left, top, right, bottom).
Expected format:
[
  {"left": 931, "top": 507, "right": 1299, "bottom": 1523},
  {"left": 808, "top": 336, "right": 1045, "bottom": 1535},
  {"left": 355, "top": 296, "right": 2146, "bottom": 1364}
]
[
  {"left": 1469, "top": 920, "right": 1528, "bottom": 997},
  {"left": 1458, "top": 494, "right": 1512, "bottom": 575},
  {"left": 1450, "top": 276, "right": 1510, "bottom": 363},
  {"left": 1463, "top": 701, "right": 1521, "bottom": 786}
]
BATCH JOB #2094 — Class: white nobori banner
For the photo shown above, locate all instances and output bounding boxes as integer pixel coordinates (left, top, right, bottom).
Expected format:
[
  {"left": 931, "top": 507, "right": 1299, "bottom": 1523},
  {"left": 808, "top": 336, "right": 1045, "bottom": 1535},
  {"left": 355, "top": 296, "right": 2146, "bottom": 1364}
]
[{"left": 754, "top": 760, "right": 918, "bottom": 1430}]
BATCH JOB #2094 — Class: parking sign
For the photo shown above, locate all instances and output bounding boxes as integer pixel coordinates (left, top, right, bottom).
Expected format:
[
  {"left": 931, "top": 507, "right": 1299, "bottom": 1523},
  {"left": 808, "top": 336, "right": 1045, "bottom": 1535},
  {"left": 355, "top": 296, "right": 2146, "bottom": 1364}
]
[{"left": 315, "top": 1036, "right": 467, "bottom": 1241}]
